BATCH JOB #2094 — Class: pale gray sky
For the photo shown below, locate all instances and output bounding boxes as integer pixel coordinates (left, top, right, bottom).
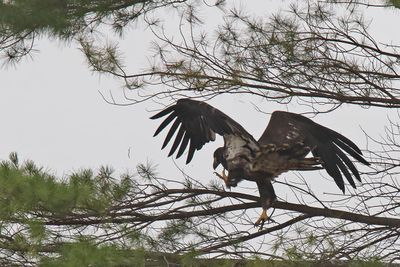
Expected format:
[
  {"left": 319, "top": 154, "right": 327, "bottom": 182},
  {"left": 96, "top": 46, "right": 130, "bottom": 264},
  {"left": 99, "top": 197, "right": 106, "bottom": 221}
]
[{"left": 0, "top": 1, "right": 397, "bottom": 198}]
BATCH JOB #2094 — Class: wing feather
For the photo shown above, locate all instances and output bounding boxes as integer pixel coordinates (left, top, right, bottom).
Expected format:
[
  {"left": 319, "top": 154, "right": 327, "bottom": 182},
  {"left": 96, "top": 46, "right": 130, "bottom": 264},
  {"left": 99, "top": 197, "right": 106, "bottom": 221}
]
[
  {"left": 153, "top": 112, "right": 176, "bottom": 137},
  {"left": 176, "top": 132, "right": 190, "bottom": 158},
  {"left": 325, "top": 127, "right": 362, "bottom": 154},
  {"left": 151, "top": 98, "right": 255, "bottom": 163},
  {"left": 162, "top": 118, "right": 181, "bottom": 149},
  {"left": 335, "top": 146, "right": 361, "bottom": 182},
  {"left": 168, "top": 124, "right": 185, "bottom": 157},
  {"left": 150, "top": 105, "right": 175, "bottom": 119},
  {"left": 335, "top": 149, "right": 356, "bottom": 189},
  {"left": 187, "top": 139, "right": 196, "bottom": 164},
  {"left": 333, "top": 138, "right": 369, "bottom": 165},
  {"left": 318, "top": 147, "right": 345, "bottom": 192}
]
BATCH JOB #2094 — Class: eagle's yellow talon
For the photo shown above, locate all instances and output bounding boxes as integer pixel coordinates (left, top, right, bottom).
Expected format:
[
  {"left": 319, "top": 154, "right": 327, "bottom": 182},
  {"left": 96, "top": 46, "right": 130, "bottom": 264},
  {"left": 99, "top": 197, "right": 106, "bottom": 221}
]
[
  {"left": 254, "top": 209, "right": 268, "bottom": 229},
  {"left": 214, "top": 169, "right": 229, "bottom": 186}
]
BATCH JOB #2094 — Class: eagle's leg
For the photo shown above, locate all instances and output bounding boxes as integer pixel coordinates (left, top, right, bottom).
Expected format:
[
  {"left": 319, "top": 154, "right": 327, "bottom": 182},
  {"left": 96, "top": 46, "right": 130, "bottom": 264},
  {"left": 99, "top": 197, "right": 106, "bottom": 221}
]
[
  {"left": 254, "top": 197, "right": 274, "bottom": 228},
  {"left": 254, "top": 179, "right": 276, "bottom": 229},
  {"left": 214, "top": 169, "right": 229, "bottom": 186}
]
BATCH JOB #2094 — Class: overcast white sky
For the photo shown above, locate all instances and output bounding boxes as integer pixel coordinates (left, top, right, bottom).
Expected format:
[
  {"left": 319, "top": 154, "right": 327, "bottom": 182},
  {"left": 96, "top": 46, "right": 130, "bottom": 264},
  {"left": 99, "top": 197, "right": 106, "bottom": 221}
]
[{"left": 0, "top": 1, "right": 398, "bottom": 197}]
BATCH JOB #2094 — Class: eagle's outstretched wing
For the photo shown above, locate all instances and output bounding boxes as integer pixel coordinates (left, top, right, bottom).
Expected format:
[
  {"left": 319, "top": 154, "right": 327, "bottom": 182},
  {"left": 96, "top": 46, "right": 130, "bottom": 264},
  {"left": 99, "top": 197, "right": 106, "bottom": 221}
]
[
  {"left": 258, "top": 111, "right": 370, "bottom": 192},
  {"left": 150, "top": 98, "right": 256, "bottom": 164}
]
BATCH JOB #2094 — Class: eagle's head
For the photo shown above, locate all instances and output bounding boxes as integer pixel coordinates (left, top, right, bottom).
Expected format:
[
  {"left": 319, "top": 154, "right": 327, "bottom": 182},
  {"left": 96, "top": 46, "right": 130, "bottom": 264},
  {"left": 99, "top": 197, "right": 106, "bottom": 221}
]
[
  {"left": 213, "top": 147, "right": 244, "bottom": 188},
  {"left": 213, "top": 147, "right": 225, "bottom": 170}
]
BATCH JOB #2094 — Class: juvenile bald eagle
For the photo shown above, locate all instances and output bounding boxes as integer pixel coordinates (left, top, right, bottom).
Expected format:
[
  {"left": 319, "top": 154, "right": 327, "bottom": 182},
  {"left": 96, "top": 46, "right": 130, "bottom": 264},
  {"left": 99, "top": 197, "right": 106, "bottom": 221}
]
[{"left": 151, "top": 98, "right": 369, "bottom": 227}]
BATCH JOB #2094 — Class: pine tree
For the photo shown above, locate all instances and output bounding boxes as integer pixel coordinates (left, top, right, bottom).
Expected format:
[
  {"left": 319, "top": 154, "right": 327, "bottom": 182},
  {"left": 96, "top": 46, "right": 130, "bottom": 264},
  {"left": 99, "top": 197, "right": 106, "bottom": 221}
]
[{"left": 2, "top": 0, "right": 400, "bottom": 265}]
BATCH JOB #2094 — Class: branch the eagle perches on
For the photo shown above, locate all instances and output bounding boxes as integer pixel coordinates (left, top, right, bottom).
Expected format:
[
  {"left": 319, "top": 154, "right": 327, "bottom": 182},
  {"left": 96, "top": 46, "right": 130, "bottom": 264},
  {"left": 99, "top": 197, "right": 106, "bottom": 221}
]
[{"left": 43, "top": 184, "right": 400, "bottom": 256}]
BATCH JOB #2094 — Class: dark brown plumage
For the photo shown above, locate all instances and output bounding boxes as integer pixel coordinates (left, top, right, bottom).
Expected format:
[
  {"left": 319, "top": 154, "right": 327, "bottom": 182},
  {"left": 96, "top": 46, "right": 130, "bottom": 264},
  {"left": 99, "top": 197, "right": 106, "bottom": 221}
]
[{"left": 151, "top": 98, "right": 370, "bottom": 227}]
